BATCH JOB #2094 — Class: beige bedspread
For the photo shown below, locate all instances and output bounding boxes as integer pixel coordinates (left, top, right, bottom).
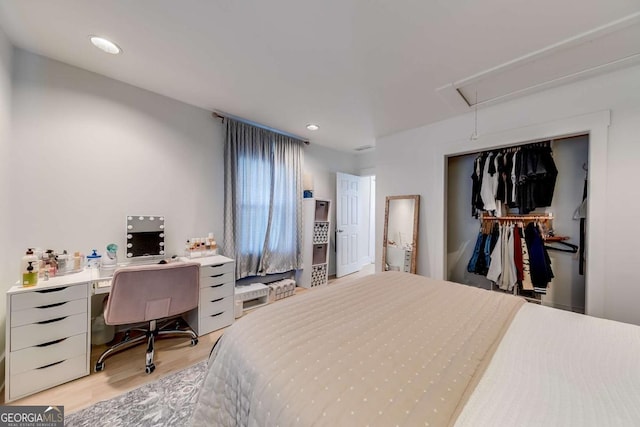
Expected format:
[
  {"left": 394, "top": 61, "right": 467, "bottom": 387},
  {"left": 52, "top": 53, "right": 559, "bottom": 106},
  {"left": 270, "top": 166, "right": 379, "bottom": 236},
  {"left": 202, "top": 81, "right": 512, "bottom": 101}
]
[{"left": 190, "top": 272, "right": 524, "bottom": 426}]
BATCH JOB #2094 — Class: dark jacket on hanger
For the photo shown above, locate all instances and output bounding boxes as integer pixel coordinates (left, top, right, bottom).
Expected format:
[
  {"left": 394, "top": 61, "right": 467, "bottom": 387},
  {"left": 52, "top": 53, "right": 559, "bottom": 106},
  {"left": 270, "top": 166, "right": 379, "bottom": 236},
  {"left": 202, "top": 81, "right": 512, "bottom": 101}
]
[
  {"left": 516, "top": 144, "right": 558, "bottom": 214},
  {"left": 471, "top": 153, "right": 488, "bottom": 217},
  {"left": 524, "top": 222, "right": 554, "bottom": 292}
]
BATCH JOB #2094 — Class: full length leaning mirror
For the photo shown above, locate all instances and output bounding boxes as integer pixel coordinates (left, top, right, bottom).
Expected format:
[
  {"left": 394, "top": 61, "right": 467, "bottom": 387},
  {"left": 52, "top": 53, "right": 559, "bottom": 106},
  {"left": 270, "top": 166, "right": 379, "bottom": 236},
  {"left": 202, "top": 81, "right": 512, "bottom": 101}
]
[{"left": 382, "top": 195, "right": 420, "bottom": 274}]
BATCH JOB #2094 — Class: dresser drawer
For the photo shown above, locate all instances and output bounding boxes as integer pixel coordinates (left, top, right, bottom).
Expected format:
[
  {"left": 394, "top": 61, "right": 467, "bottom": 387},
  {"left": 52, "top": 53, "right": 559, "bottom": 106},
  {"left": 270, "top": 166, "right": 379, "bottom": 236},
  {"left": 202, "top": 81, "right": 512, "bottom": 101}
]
[
  {"left": 9, "top": 354, "right": 87, "bottom": 401},
  {"left": 11, "top": 284, "right": 88, "bottom": 311},
  {"left": 200, "top": 262, "right": 234, "bottom": 278},
  {"left": 199, "top": 309, "right": 234, "bottom": 335},
  {"left": 199, "top": 295, "right": 234, "bottom": 317},
  {"left": 201, "top": 271, "right": 234, "bottom": 288},
  {"left": 10, "top": 333, "right": 87, "bottom": 375},
  {"left": 11, "top": 313, "right": 87, "bottom": 352},
  {"left": 11, "top": 298, "right": 87, "bottom": 327},
  {"left": 201, "top": 281, "right": 234, "bottom": 301}
]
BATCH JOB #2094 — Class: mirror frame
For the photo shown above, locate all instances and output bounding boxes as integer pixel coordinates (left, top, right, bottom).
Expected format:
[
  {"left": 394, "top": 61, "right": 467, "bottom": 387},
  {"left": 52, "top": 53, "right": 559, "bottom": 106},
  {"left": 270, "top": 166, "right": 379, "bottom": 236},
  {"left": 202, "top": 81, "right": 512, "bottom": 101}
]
[
  {"left": 126, "top": 215, "right": 165, "bottom": 259},
  {"left": 382, "top": 195, "right": 420, "bottom": 274}
]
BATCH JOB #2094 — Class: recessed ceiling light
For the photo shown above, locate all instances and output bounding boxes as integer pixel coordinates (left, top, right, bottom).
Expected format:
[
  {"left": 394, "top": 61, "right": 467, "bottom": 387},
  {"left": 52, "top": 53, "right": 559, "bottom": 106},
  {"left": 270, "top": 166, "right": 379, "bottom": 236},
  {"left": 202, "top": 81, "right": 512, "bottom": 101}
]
[
  {"left": 90, "top": 36, "right": 121, "bottom": 54},
  {"left": 306, "top": 124, "right": 319, "bottom": 131}
]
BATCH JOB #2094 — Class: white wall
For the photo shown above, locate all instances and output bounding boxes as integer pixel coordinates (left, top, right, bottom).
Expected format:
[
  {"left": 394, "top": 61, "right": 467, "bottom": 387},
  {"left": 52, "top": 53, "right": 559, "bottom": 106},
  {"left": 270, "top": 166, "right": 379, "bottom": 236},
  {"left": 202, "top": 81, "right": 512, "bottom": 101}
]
[
  {"left": 0, "top": 24, "right": 13, "bottom": 380},
  {"left": 376, "top": 63, "right": 640, "bottom": 326},
  {"left": 303, "top": 143, "right": 359, "bottom": 275},
  {"left": 356, "top": 149, "right": 375, "bottom": 174},
  {"left": 9, "top": 49, "right": 225, "bottom": 276},
  {"left": 358, "top": 176, "right": 372, "bottom": 266}
]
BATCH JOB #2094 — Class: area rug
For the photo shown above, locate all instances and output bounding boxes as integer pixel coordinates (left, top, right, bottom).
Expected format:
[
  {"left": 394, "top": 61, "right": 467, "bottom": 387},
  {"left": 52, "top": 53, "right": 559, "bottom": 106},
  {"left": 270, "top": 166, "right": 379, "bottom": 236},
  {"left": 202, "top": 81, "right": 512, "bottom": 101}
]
[{"left": 65, "top": 360, "right": 207, "bottom": 426}]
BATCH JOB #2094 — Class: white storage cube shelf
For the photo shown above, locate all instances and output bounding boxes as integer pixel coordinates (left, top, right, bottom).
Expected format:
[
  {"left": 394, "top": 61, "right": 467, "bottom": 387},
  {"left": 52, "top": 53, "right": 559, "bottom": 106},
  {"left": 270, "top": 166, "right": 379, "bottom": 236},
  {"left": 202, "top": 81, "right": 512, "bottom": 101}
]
[
  {"left": 297, "top": 198, "right": 331, "bottom": 288},
  {"left": 311, "top": 264, "right": 328, "bottom": 287},
  {"left": 313, "top": 222, "right": 330, "bottom": 244},
  {"left": 312, "top": 244, "right": 328, "bottom": 265},
  {"left": 314, "top": 201, "right": 330, "bottom": 222}
]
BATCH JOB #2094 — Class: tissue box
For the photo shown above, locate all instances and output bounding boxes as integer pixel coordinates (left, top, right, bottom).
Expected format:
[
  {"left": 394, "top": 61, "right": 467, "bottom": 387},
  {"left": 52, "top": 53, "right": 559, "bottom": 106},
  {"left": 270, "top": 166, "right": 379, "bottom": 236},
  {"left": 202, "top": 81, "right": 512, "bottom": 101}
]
[{"left": 268, "top": 279, "right": 296, "bottom": 302}]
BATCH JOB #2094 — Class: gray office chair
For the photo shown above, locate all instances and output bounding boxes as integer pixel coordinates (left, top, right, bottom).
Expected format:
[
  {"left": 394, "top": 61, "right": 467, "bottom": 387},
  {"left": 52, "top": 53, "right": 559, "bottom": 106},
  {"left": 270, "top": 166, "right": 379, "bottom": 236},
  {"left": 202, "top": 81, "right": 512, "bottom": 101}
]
[{"left": 95, "top": 262, "right": 200, "bottom": 374}]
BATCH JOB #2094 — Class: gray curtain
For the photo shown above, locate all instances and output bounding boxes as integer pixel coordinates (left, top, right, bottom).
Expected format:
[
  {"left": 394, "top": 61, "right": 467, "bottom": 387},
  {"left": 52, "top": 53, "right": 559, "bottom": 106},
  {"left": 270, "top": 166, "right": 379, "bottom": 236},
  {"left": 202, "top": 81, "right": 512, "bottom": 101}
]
[{"left": 223, "top": 118, "right": 303, "bottom": 279}]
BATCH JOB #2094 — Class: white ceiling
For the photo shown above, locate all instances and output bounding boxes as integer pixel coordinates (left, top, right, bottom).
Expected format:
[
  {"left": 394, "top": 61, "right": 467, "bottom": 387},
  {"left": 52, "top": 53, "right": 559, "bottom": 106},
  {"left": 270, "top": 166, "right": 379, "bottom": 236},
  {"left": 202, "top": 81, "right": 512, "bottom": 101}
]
[{"left": 0, "top": 0, "right": 639, "bottom": 152}]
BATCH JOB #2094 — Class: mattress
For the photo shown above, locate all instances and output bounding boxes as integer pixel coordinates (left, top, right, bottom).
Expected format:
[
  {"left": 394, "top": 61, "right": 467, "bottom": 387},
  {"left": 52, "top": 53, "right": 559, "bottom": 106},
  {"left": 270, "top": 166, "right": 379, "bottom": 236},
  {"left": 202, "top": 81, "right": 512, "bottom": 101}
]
[{"left": 190, "top": 272, "right": 640, "bottom": 426}]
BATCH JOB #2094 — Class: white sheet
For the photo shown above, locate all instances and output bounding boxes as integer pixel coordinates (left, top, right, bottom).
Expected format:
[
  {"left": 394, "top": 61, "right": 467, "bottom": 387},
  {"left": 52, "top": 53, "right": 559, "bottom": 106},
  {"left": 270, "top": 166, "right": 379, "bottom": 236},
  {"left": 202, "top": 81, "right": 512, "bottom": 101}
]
[{"left": 455, "top": 303, "right": 640, "bottom": 426}]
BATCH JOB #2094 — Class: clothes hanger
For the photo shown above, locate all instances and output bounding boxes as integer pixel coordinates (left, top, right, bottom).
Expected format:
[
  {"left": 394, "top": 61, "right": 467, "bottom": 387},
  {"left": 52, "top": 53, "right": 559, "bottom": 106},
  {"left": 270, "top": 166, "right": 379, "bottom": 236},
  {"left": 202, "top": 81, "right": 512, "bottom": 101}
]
[{"left": 544, "top": 240, "right": 579, "bottom": 253}]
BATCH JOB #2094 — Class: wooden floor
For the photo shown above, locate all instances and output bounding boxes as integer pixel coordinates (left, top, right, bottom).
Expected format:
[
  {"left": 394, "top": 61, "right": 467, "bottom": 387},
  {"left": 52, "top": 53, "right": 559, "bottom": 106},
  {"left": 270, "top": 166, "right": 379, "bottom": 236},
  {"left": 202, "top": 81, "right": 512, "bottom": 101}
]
[{"left": 3, "top": 264, "right": 375, "bottom": 413}]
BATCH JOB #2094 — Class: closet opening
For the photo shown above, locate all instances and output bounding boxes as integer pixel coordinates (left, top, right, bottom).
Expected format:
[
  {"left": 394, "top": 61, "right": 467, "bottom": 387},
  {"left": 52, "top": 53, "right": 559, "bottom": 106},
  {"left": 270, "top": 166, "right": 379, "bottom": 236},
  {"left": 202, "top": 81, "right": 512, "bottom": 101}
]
[{"left": 445, "top": 134, "right": 588, "bottom": 314}]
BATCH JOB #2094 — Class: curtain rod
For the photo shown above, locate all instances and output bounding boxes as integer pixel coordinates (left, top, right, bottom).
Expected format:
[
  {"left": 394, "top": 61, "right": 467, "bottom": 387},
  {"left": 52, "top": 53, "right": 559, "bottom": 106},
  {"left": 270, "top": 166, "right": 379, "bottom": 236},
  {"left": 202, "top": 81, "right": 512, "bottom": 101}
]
[{"left": 212, "top": 111, "right": 310, "bottom": 145}]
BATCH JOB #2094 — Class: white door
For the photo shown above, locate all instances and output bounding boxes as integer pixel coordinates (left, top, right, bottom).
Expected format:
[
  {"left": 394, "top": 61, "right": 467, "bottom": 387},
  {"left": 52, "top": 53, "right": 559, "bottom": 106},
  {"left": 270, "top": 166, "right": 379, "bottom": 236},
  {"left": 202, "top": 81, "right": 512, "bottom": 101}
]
[{"left": 336, "top": 172, "right": 361, "bottom": 277}]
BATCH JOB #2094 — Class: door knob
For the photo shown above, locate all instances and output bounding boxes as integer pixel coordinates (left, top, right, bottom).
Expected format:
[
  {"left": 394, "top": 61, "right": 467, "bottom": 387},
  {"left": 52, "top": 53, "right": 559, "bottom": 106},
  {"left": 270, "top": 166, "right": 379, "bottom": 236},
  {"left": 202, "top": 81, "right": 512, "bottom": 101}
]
[{"left": 337, "top": 229, "right": 344, "bottom": 233}]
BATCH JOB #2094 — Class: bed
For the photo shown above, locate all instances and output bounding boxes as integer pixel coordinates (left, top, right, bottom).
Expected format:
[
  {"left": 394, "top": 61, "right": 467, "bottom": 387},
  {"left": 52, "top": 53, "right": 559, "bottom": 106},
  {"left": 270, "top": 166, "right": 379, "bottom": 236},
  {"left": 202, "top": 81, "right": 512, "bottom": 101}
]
[{"left": 190, "top": 271, "right": 640, "bottom": 426}]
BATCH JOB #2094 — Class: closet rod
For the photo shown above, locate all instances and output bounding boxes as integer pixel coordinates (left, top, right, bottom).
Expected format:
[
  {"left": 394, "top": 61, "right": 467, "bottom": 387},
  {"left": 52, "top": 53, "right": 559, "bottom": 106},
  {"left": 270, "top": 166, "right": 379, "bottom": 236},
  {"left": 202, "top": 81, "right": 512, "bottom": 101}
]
[
  {"left": 211, "top": 111, "right": 310, "bottom": 145},
  {"left": 480, "top": 213, "right": 553, "bottom": 221}
]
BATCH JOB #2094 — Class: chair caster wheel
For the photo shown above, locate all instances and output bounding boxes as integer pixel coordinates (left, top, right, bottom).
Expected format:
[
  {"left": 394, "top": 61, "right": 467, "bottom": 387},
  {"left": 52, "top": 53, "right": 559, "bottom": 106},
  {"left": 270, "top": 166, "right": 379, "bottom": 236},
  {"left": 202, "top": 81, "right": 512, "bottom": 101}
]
[
  {"left": 95, "top": 362, "right": 105, "bottom": 372},
  {"left": 145, "top": 364, "right": 156, "bottom": 374},
  {"left": 191, "top": 338, "right": 198, "bottom": 346}
]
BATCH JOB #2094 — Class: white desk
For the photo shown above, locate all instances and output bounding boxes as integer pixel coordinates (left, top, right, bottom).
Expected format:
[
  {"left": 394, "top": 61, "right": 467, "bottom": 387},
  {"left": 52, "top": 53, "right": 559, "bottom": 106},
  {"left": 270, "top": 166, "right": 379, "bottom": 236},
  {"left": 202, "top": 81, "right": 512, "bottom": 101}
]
[{"left": 4, "top": 255, "right": 235, "bottom": 402}]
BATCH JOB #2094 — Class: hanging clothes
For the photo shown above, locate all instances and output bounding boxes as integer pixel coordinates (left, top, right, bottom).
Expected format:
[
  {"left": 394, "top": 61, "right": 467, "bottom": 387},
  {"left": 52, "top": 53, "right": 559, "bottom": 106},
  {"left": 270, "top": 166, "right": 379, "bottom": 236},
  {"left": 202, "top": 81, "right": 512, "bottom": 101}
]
[
  {"left": 486, "top": 224, "right": 518, "bottom": 292},
  {"left": 470, "top": 142, "right": 558, "bottom": 217},
  {"left": 513, "top": 224, "right": 524, "bottom": 283},
  {"left": 518, "top": 224, "right": 534, "bottom": 291},
  {"left": 467, "top": 232, "right": 484, "bottom": 274},
  {"left": 524, "top": 222, "right": 554, "bottom": 293},
  {"left": 467, "top": 222, "right": 499, "bottom": 276},
  {"left": 480, "top": 152, "right": 498, "bottom": 212},
  {"left": 486, "top": 225, "right": 502, "bottom": 283},
  {"left": 510, "top": 150, "right": 519, "bottom": 208},
  {"left": 470, "top": 154, "right": 487, "bottom": 217},
  {"left": 516, "top": 143, "right": 558, "bottom": 214},
  {"left": 500, "top": 224, "right": 517, "bottom": 292},
  {"left": 467, "top": 219, "right": 551, "bottom": 295},
  {"left": 574, "top": 170, "right": 588, "bottom": 275}
]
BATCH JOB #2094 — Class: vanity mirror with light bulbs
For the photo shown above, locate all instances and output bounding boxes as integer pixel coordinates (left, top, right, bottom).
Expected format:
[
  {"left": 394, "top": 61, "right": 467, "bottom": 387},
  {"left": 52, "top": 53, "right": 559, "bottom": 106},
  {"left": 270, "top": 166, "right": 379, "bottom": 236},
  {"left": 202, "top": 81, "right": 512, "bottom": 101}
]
[
  {"left": 126, "top": 215, "right": 165, "bottom": 259},
  {"left": 382, "top": 195, "right": 419, "bottom": 274}
]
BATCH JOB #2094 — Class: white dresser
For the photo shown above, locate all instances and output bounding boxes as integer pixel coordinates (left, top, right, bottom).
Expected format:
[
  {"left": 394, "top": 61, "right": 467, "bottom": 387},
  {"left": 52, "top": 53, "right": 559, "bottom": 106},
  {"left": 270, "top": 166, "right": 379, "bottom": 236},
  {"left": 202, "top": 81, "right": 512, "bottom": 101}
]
[
  {"left": 5, "top": 279, "right": 91, "bottom": 402},
  {"left": 185, "top": 255, "right": 236, "bottom": 336},
  {"left": 5, "top": 255, "right": 235, "bottom": 402}
]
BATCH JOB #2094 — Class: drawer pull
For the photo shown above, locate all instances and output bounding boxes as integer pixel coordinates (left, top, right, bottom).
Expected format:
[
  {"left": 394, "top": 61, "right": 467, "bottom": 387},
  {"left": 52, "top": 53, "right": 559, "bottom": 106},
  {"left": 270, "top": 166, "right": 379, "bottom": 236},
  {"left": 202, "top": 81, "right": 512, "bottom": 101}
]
[
  {"left": 210, "top": 297, "right": 224, "bottom": 303},
  {"left": 210, "top": 284, "right": 224, "bottom": 288},
  {"left": 210, "top": 312, "right": 224, "bottom": 318},
  {"left": 37, "top": 301, "right": 68, "bottom": 309},
  {"left": 209, "top": 273, "right": 224, "bottom": 278},
  {"left": 37, "top": 360, "right": 65, "bottom": 370},
  {"left": 36, "top": 337, "right": 68, "bottom": 347},
  {"left": 37, "top": 316, "right": 68, "bottom": 325},
  {"left": 209, "top": 264, "right": 224, "bottom": 268},
  {"left": 35, "top": 287, "right": 68, "bottom": 294}
]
